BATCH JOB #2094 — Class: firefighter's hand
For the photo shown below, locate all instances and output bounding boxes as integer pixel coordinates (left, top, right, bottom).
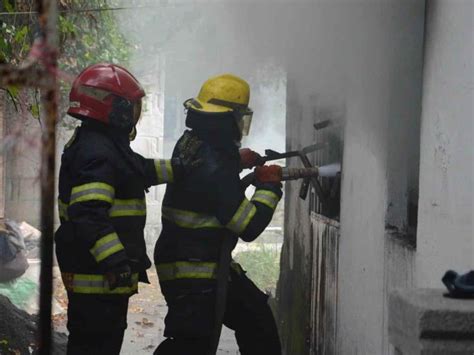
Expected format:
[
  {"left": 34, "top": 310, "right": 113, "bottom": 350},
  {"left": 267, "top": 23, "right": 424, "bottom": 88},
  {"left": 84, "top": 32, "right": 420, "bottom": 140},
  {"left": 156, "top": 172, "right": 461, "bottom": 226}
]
[
  {"left": 255, "top": 165, "right": 282, "bottom": 184},
  {"left": 105, "top": 263, "right": 132, "bottom": 290},
  {"left": 240, "top": 148, "right": 264, "bottom": 169}
]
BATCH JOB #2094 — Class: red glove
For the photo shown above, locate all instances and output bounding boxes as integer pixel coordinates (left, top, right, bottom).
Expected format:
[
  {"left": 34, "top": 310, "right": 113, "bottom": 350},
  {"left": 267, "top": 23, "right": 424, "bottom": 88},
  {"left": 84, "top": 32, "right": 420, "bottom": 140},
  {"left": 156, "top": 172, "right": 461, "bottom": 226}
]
[
  {"left": 255, "top": 165, "right": 282, "bottom": 183},
  {"left": 239, "top": 148, "right": 263, "bottom": 169}
]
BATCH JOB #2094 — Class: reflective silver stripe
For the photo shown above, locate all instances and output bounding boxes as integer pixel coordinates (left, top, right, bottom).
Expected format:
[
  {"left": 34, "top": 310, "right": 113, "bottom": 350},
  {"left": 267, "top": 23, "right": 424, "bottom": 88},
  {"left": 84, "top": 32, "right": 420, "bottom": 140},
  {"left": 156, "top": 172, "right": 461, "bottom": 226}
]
[
  {"left": 156, "top": 261, "right": 218, "bottom": 281},
  {"left": 109, "top": 199, "right": 146, "bottom": 217},
  {"left": 59, "top": 198, "right": 146, "bottom": 218},
  {"left": 90, "top": 233, "right": 124, "bottom": 262},
  {"left": 70, "top": 188, "right": 113, "bottom": 203},
  {"left": 251, "top": 190, "right": 280, "bottom": 210},
  {"left": 58, "top": 199, "right": 69, "bottom": 220},
  {"left": 162, "top": 206, "right": 222, "bottom": 229},
  {"left": 70, "top": 182, "right": 115, "bottom": 205},
  {"left": 226, "top": 199, "right": 257, "bottom": 235},
  {"left": 65, "top": 273, "right": 139, "bottom": 294},
  {"left": 155, "top": 159, "right": 174, "bottom": 184}
]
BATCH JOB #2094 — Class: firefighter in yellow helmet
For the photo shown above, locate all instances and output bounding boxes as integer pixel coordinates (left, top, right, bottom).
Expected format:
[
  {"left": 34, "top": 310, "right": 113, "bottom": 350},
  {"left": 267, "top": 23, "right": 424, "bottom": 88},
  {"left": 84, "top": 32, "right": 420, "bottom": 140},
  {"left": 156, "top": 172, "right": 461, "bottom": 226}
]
[{"left": 154, "top": 74, "right": 282, "bottom": 355}]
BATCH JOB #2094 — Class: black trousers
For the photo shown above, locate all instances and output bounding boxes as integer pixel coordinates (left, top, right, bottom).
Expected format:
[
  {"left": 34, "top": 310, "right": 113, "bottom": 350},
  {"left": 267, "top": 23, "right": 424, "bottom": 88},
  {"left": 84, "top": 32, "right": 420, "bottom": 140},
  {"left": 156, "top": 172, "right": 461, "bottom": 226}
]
[
  {"left": 154, "top": 270, "right": 281, "bottom": 355},
  {"left": 66, "top": 293, "right": 129, "bottom": 355}
]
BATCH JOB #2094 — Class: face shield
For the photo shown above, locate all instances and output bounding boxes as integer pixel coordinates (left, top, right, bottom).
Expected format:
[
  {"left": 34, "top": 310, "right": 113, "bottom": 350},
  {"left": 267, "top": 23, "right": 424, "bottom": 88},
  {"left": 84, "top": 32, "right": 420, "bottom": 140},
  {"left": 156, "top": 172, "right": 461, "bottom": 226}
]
[
  {"left": 234, "top": 108, "right": 253, "bottom": 137},
  {"left": 205, "top": 98, "right": 254, "bottom": 138}
]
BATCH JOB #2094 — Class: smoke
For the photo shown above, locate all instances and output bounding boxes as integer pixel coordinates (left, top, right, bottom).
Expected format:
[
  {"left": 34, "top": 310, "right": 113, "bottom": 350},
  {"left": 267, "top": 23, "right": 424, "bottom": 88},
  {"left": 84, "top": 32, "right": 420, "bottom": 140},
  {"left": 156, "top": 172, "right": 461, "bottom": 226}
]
[
  {"left": 115, "top": 0, "right": 423, "bottom": 166},
  {"left": 318, "top": 163, "right": 341, "bottom": 178},
  {"left": 113, "top": 1, "right": 304, "bottom": 156}
]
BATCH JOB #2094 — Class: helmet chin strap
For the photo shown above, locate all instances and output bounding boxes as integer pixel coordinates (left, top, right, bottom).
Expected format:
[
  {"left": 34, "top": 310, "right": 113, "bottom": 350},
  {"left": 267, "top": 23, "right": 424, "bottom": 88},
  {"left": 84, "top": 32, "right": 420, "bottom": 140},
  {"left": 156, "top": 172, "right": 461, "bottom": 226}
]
[{"left": 129, "top": 126, "right": 137, "bottom": 141}]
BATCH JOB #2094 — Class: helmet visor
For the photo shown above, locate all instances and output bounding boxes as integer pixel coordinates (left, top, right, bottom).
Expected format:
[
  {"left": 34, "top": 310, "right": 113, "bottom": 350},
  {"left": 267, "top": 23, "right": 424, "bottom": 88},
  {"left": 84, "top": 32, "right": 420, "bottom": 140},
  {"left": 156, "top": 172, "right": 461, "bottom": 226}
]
[{"left": 235, "top": 109, "right": 253, "bottom": 136}]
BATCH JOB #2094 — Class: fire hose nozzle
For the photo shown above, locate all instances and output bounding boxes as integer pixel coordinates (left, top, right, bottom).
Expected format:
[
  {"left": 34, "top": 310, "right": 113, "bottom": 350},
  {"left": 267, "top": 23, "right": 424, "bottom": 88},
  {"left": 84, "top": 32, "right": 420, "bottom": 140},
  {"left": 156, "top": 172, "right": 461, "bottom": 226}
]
[{"left": 281, "top": 167, "right": 319, "bottom": 181}]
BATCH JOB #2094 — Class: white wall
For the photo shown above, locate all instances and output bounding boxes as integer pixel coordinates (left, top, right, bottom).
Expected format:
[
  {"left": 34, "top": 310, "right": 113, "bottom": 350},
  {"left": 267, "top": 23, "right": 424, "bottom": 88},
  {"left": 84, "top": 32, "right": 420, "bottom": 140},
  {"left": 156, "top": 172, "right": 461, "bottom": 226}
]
[
  {"left": 4, "top": 103, "right": 42, "bottom": 227},
  {"left": 416, "top": 0, "right": 474, "bottom": 287},
  {"left": 336, "top": 2, "right": 425, "bottom": 353},
  {"left": 130, "top": 60, "right": 167, "bottom": 251},
  {"left": 277, "top": 1, "right": 426, "bottom": 353}
]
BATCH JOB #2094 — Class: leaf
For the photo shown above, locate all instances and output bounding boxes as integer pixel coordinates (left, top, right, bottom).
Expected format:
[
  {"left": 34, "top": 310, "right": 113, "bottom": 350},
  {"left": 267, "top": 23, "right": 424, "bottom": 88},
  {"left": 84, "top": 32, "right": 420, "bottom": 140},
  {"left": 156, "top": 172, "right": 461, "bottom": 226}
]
[
  {"left": 14, "top": 26, "right": 28, "bottom": 44},
  {"left": 59, "top": 15, "right": 75, "bottom": 35},
  {"left": 2, "top": 0, "right": 14, "bottom": 13},
  {"left": 30, "top": 103, "right": 40, "bottom": 119},
  {"left": 7, "top": 85, "right": 19, "bottom": 99}
]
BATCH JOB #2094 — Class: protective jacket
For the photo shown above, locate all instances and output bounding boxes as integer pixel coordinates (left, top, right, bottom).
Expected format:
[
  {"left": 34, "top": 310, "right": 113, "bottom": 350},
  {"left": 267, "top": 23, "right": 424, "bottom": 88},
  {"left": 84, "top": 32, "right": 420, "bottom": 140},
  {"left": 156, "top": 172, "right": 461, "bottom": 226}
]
[
  {"left": 154, "top": 130, "right": 282, "bottom": 337},
  {"left": 55, "top": 121, "right": 178, "bottom": 295}
]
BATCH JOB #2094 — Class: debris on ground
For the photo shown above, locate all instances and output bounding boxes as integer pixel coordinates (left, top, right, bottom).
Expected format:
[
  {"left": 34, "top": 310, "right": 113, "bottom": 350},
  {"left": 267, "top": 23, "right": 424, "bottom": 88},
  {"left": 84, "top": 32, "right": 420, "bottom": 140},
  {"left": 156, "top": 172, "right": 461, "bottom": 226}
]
[{"left": 0, "top": 294, "right": 67, "bottom": 355}]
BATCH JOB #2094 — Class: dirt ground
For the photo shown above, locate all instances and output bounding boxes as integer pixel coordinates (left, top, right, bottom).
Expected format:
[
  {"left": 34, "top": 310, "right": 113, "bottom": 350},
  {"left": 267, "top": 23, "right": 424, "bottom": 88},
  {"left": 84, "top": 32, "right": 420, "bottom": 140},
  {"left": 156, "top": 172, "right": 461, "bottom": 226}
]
[{"left": 53, "top": 269, "right": 240, "bottom": 355}]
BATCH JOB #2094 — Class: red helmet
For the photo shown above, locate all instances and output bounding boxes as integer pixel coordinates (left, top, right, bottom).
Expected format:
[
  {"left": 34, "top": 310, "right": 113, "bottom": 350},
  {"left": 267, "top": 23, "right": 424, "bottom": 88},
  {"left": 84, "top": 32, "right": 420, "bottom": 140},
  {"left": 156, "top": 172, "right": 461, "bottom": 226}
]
[{"left": 68, "top": 63, "right": 145, "bottom": 125}]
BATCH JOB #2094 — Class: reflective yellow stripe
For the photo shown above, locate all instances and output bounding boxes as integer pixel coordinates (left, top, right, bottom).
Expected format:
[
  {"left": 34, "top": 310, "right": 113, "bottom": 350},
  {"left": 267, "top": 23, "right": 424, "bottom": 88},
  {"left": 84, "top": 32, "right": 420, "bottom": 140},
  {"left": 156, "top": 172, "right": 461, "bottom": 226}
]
[
  {"left": 251, "top": 190, "right": 280, "bottom": 210},
  {"left": 90, "top": 233, "right": 124, "bottom": 263},
  {"left": 62, "top": 272, "right": 139, "bottom": 294},
  {"left": 58, "top": 199, "right": 69, "bottom": 220},
  {"left": 155, "top": 159, "right": 174, "bottom": 184},
  {"left": 109, "top": 198, "right": 146, "bottom": 217},
  {"left": 58, "top": 197, "right": 146, "bottom": 219},
  {"left": 156, "top": 261, "right": 218, "bottom": 281},
  {"left": 226, "top": 199, "right": 257, "bottom": 235},
  {"left": 162, "top": 206, "right": 222, "bottom": 229},
  {"left": 70, "top": 182, "right": 115, "bottom": 205}
]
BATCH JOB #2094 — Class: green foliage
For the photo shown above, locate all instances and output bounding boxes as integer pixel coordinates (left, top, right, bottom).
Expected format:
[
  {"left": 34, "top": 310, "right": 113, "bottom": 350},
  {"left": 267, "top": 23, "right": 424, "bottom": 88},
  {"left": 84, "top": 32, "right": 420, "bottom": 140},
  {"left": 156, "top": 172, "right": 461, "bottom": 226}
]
[
  {"left": 2, "top": 0, "right": 13, "bottom": 13},
  {"left": 234, "top": 244, "right": 281, "bottom": 293},
  {"left": 57, "top": 0, "right": 131, "bottom": 73},
  {"left": 0, "top": 0, "right": 131, "bottom": 122}
]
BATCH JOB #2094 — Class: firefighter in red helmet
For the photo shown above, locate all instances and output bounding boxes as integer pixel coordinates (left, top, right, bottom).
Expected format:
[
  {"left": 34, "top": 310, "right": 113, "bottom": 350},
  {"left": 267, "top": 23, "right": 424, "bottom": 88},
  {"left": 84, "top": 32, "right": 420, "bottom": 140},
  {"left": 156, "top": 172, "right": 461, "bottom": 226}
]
[{"left": 55, "top": 63, "right": 201, "bottom": 354}]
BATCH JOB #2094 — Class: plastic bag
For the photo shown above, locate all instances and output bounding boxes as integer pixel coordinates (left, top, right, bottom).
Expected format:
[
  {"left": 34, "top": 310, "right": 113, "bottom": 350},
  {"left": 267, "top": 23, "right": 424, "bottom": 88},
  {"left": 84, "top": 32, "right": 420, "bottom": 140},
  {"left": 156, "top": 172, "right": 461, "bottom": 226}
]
[{"left": 0, "top": 220, "right": 29, "bottom": 282}]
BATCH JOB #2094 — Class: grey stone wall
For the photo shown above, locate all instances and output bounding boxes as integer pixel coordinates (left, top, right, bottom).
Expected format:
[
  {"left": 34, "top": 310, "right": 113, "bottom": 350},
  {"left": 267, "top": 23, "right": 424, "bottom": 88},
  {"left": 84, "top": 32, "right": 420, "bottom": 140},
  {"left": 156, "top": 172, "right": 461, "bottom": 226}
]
[{"left": 389, "top": 289, "right": 474, "bottom": 355}]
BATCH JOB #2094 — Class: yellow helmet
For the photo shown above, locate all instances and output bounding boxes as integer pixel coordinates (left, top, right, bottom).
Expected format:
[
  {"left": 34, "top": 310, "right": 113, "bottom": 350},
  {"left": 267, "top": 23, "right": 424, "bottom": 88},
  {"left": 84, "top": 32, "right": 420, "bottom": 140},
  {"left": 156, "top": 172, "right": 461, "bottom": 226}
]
[{"left": 184, "top": 74, "right": 253, "bottom": 136}]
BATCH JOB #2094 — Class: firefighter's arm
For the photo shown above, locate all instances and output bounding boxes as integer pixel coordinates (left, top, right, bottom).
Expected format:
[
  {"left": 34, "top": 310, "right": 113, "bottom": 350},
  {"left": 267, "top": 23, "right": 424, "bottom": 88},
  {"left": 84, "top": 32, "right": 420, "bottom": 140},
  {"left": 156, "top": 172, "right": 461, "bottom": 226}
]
[
  {"left": 138, "top": 132, "right": 204, "bottom": 186},
  {"left": 137, "top": 157, "right": 191, "bottom": 186},
  {"left": 214, "top": 170, "right": 283, "bottom": 242},
  {"left": 67, "top": 154, "right": 127, "bottom": 270}
]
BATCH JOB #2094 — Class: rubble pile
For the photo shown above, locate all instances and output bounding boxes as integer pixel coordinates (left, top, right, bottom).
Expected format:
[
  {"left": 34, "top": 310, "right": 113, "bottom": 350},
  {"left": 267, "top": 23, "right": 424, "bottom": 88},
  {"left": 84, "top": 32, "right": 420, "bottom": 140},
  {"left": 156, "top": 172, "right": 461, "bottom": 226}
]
[
  {"left": 0, "top": 294, "right": 67, "bottom": 354},
  {"left": 0, "top": 220, "right": 67, "bottom": 354}
]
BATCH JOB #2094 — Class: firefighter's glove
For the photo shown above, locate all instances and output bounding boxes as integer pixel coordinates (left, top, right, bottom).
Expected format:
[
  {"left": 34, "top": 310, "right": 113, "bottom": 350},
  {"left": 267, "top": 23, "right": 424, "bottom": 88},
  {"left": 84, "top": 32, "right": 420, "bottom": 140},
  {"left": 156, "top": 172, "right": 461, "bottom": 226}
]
[
  {"left": 254, "top": 165, "right": 283, "bottom": 197},
  {"left": 240, "top": 148, "right": 264, "bottom": 170},
  {"left": 105, "top": 263, "right": 132, "bottom": 290},
  {"left": 176, "top": 131, "right": 204, "bottom": 174},
  {"left": 255, "top": 165, "right": 282, "bottom": 184}
]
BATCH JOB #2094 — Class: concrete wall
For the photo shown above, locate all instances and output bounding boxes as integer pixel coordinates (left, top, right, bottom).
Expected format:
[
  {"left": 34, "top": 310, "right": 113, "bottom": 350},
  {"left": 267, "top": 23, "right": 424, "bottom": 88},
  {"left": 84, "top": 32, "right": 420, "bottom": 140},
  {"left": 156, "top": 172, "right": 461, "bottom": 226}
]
[
  {"left": 415, "top": 0, "right": 474, "bottom": 288},
  {"left": 4, "top": 102, "right": 42, "bottom": 227},
  {"left": 131, "top": 60, "right": 166, "bottom": 252},
  {"left": 278, "top": 1, "right": 426, "bottom": 354},
  {"left": 336, "top": 2, "right": 425, "bottom": 353},
  {"left": 281, "top": 0, "right": 473, "bottom": 354}
]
